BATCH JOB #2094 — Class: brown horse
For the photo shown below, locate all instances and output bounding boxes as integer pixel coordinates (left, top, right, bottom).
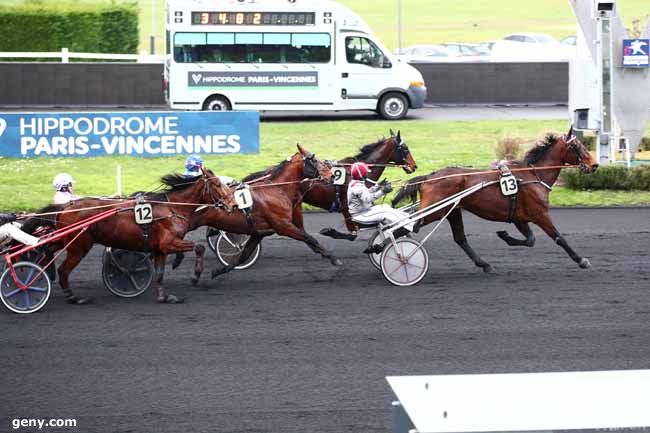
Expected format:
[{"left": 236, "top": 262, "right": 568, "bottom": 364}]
[
  {"left": 392, "top": 127, "right": 599, "bottom": 272},
  {"left": 174, "top": 144, "right": 337, "bottom": 279},
  {"left": 24, "top": 169, "right": 235, "bottom": 304},
  {"left": 244, "top": 130, "right": 417, "bottom": 239}
]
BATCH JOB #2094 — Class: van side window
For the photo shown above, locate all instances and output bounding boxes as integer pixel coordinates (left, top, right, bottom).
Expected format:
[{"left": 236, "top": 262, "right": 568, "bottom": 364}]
[
  {"left": 173, "top": 32, "right": 331, "bottom": 63},
  {"left": 345, "top": 36, "right": 390, "bottom": 68}
]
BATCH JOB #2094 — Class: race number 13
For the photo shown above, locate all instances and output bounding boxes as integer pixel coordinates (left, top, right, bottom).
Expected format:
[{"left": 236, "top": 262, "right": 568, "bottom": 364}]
[
  {"left": 332, "top": 166, "right": 346, "bottom": 185},
  {"left": 499, "top": 174, "right": 518, "bottom": 196},
  {"left": 134, "top": 203, "right": 153, "bottom": 224},
  {"left": 235, "top": 186, "right": 253, "bottom": 209}
]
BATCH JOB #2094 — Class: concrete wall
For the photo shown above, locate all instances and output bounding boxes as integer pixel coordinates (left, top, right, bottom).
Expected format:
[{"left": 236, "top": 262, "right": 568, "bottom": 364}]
[{"left": 0, "top": 62, "right": 569, "bottom": 107}]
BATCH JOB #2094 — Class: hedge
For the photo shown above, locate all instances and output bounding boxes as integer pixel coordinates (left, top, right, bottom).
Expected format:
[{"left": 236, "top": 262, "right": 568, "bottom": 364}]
[
  {"left": 563, "top": 165, "right": 650, "bottom": 191},
  {"left": 0, "top": 2, "right": 139, "bottom": 55}
]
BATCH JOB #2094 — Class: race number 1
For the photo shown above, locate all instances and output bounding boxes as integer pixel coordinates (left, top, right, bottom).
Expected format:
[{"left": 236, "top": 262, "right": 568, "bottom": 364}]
[
  {"left": 235, "top": 186, "right": 253, "bottom": 209},
  {"left": 134, "top": 203, "right": 153, "bottom": 224},
  {"left": 332, "top": 166, "right": 346, "bottom": 185},
  {"left": 499, "top": 174, "right": 518, "bottom": 196}
]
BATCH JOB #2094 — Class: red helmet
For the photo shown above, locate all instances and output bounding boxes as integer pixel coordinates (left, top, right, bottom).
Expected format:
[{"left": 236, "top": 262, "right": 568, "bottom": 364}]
[{"left": 350, "top": 162, "right": 370, "bottom": 180}]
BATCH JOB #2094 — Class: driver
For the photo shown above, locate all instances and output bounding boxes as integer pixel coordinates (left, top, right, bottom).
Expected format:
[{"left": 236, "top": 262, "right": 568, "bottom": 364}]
[
  {"left": 347, "top": 162, "right": 413, "bottom": 252},
  {"left": 184, "top": 154, "right": 235, "bottom": 186},
  {"left": 52, "top": 173, "right": 80, "bottom": 205},
  {"left": 0, "top": 213, "right": 39, "bottom": 246}
]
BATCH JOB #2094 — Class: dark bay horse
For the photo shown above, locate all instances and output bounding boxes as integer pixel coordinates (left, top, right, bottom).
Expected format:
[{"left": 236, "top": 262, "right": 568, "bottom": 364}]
[
  {"left": 392, "top": 128, "right": 599, "bottom": 272},
  {"left": 24, "top": 169, "right": 235, "bottom": 304},
  {"left": 175, "top": 145, "right": 337, "bottom": 279},
  {"left": 244, "top": 130, "right": 417, "bottom": 239}
]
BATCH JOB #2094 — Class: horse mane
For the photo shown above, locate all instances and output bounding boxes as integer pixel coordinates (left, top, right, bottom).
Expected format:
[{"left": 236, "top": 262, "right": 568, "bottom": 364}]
[
  {"left": 339, "top": 137, "right": 388, "bottom": 163},
  {"left": 523, "top": 132, "right": 561, "bottom": 165},
  {"left": 242, "top": 167, "right": 272, "bottom": 182},
  {"left": 142, "top": 172, "right": 205, "bottom": 201}
]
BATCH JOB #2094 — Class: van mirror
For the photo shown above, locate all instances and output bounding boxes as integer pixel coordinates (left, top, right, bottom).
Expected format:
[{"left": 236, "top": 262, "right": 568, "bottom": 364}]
[{"left": 382, "top": 57, "right": 392, "bottom": 68}]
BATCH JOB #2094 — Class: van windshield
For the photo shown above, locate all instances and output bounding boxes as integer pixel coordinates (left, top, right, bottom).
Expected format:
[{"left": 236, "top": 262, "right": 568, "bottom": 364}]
[{"left": 173, "top": 32, "right": 331, "bottom": 64}]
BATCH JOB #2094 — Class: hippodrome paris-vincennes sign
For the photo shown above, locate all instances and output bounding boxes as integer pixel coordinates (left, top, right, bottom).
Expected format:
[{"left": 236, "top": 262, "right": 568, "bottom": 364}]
[{"left": 0, "top": 111, "right": 260, "bottom": 158}]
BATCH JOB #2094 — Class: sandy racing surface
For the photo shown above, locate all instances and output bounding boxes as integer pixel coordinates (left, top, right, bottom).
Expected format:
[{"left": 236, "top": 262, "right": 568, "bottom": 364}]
[{"left": 1, "top": 209, "right": 650, "bottom": 433}]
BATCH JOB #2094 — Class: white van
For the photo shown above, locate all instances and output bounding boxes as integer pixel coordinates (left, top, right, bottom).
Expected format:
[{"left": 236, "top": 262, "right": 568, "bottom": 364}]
[{"left": 164, "top": 0, "right": 426, "bottom": 119}]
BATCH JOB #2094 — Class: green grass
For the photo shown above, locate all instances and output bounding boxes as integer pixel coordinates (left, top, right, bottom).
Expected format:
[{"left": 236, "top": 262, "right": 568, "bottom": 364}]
[
  {"left": 4, "top": 119, "right": 650, "bottom": 211},
  {"left": 4, "top": 0, "right": 648, "bottom": 54}
]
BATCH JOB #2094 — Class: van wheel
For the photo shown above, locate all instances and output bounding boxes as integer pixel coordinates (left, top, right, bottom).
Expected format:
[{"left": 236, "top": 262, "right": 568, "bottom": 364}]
[
  {"left": 203, "top": 95, "right": 231, "bottom": 111},
  {"left": 378, "top": 92, "right": 408, "bottom": 120}
]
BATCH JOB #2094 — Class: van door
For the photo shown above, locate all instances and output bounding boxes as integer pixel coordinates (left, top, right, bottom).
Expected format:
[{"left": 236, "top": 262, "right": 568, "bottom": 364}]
[{"left": 339, "top": 35, "right": 394, "bottom": 110}]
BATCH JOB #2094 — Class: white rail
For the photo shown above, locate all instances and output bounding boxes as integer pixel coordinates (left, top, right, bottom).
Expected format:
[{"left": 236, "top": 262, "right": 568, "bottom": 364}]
[{"left": 0, "top": 48, "right": 164, "bottom": 63}]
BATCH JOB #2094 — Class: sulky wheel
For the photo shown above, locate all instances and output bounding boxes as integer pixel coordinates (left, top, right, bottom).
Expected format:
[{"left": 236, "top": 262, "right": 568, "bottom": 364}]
[
  {"left": 380, "top": 238, "right": 429, "bottom": 287},
  {"left": 0, "top": 261, "right": 51, "bottom": 314},
  {"left": 214, "top": 232, "right": 261, "bottom": 270},
  {"left": 102, "top": 248, "right": 153, "bottom": 298}
]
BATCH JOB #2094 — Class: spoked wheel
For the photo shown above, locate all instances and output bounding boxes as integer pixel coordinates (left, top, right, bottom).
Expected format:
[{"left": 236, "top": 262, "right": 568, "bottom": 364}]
[
  {"left": 217, "top": 232, "right": 261, "bottom": 270},
  {"left": 367, "top": 230, "right": 385, "bottom": 270},
  {"left": 102, "top": 248, "right": 153, "bottom": 298},
  {"left": 380, "top": 238, "right": 429, "bottom": 287},
  {"left": 0, "top": 261, "right": 51, "bottom": 314}
]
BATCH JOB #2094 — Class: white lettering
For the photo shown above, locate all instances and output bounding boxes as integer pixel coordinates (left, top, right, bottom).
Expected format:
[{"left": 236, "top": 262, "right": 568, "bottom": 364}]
[
  {"left": 76, "top": 117, "right": 92, "bottom": 135},
  {"left": 227, "top": 135, "right": 241, "bottom": 153},
  {"left": 19, "top": 117, "right": 36, "bottom": 135},
  {"left": 20, "top": 137, "right": 37, "bottom": 155},
  {"left": 101, "top": 136, "right": 120, "bottom": 155},
  {"left": 126, "top": 136, "right": 144, "bottom": 154},
  {"left": 143, "top": 136, "right": 160, "bottom": 154}
]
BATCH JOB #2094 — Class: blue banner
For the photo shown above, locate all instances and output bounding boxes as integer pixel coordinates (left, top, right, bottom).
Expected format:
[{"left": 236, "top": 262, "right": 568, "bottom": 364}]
[{"left": 0, "top": 111, "right": 260, "bottom": 158}]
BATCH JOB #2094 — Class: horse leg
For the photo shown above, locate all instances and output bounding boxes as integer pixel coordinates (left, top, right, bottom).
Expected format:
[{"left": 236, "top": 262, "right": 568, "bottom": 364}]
[
  {"left": 152, "top": 253, "right": 184, "bottom": 303},
  {"left": 57, "top": 240, "right": 93, "bottom": 305},
  {"left": 496, "top": 221, "right": 536, "bottom": 247},
  {"left": 534, "top": 213, "right": 591, "bottom": 269},
  {"left": 292, "top": 207, "right": 304, "bottom": 230},
  {"left": 211, "top": 234, "right": 263, "bottom": 278},
  {"left": 272, "top": 221, "right": 342, "bottom": 266},
  {"left": 171, "top": 252, "right": 185, "bottom": 270},
  {"left": 191, "top": 244, "right": 205, "bottom": 286},
  {"left": 448, "top": 209, "right": 494, "bottom": 273}
]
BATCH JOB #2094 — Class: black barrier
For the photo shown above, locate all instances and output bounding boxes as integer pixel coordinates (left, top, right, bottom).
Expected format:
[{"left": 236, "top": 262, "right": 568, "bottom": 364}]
[{"left": 0, "top": 62, "right": 568, "bottom": 107}]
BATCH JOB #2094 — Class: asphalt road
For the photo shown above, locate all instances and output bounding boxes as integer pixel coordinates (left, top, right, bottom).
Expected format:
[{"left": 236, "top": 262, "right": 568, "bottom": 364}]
[{"left": 1, "top": 208, "right": 650, "bottom": 433}]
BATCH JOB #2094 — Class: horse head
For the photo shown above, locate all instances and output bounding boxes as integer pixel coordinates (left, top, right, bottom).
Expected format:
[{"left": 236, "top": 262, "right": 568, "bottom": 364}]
[
  {"left": 201, "top": 168, "right": 237, "bottom": 212},
  {"left": 389, "top": 129, "right": 417, "bottom": 174},
  {"left": 562, "top": 125, "right": 598, "bottom": 173},
  {"left": 297, "top": 144, "right": 332, "bottom": 183}
]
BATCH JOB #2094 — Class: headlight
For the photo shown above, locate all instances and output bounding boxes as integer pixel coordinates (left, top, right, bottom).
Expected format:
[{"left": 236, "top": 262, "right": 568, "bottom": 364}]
[{"left": 410, "top": 81, "right": 425, "bottom": 87}]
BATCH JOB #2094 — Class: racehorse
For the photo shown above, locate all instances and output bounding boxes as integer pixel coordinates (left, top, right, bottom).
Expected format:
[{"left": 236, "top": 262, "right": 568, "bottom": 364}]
[
  {"left": 391, "top": 127, "right": 599, "bottom": 272},
  {"left": 174, "top": 145, "right": 337, "bottom": 280},
  {"left": 244, "top": 130, "right": 417, "bottom": 239},
  {"left": 23, "top": 169, "right": 235, "bottom": 304}
]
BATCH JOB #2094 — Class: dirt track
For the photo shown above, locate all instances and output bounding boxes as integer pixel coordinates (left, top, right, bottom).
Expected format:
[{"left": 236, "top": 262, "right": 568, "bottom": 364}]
[{"left": 2, "top": 209, "right": 650, "bottom": 433}]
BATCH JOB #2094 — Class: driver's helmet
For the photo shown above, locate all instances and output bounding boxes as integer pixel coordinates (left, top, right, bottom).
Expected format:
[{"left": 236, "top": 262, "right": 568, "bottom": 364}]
[
  {"left": 185, "top": 154, "right": 203, "bottom": 175},
  {"left": 53, "top": 173, "right": 74, "bottom": 191},
  {"left": 350, "top": 162, "right": 370, "bottom": 180}
]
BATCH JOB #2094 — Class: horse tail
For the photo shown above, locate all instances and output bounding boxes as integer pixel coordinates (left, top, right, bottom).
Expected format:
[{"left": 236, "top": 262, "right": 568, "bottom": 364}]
[
  {"left": 392, "top": 174, "right": 430, "bottom": 206},
  {"left": 20, "top": 204, "right": 64, "bottom": 234}
]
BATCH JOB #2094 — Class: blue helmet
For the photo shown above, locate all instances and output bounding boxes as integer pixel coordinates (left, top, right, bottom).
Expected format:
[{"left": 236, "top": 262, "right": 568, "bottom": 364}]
[{"left": 185, "top": 154, "right": 203, "bottom": 172}]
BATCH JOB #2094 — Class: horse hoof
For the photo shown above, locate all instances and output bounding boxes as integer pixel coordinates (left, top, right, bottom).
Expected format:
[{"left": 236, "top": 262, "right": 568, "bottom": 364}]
[
  {"left": 65, "top": 296, "right": 92, "bottom": 305},
  {"left": 483, "top": 265, "right": 496, "bottom": 274},
  {"left": 157, "top": 294, "right": 185, "bottom": 304},
  {"left": 331, "top": 258, "right": 343, "bottom": 266},
  {"left": 171, "top": 258, "right": 183, "bottom": 270},
  {"left": 191, "top": 277, "right": 199, "bottom": 286},
  {"left": 579, "top": 258, "right": 591, "bottom": 269},
  {"left": 496, "top": 230, "right": 508, "bottom": 240}
]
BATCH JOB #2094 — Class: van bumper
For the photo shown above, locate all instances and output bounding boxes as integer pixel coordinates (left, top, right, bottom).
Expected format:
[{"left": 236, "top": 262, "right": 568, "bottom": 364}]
[{"left": 407, "top": 84, "right": 427, "bottom": 109}]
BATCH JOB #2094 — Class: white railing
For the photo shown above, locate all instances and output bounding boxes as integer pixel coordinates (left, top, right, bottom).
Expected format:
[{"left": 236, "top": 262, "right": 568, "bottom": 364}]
[{"left": 0, "top": 48, "right": 164, "bottom": 63}]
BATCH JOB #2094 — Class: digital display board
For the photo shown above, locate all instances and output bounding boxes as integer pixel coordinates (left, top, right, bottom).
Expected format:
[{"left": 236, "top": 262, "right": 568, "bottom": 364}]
[{"left": 191, "top": 12, "right": 316, "bottom": 26}]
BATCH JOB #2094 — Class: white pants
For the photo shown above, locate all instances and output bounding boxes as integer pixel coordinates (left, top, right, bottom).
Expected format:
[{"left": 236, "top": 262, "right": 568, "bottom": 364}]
[
  {"left": 0, "top": 223, "right": 39, "bottom": 246},
  {"left": 351, "top": 204, "right": 414, "bottom": 231}
]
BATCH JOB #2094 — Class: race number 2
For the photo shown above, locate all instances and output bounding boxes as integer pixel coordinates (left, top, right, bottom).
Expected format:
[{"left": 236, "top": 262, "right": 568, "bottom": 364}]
[
  {"left": 235, "top": 186, "right": 253, "bottom": 209},
  {"left": 499, "top": 174, "right": 518, "bottom": 196},
  {"left": 134, "top": 203, "right": 153, "bottom": 224},
  {"left": 332, "top": 166, "right": 346, "bottom": 185}
]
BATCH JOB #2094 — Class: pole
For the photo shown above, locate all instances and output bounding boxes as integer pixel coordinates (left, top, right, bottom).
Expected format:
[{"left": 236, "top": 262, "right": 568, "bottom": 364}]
[
  {"left": 150, "top": 0, "right": 156, "bottom": 55},
  {"left": 116, "top": 165, "right": 122, "bottom": 196},
  {"left": 397, "top": 0, "right": 403, "bottom": 53}
]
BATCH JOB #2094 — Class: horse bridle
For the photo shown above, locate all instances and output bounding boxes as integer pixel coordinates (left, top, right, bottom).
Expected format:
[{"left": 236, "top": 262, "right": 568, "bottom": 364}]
[
  {"left": 565, "top": 134, "right": 589, "bottom": 171},
  {"left": 302, "top": 152, "right": 323, "bottom": 181},
  {"left": 201, "top": 176, "right": 233, "bottom": 212}
]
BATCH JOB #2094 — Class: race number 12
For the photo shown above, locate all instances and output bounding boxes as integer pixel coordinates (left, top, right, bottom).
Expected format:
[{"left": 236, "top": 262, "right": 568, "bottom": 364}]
[{"left": 134, "top": 203, "right": 153, "bottom": 224}]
